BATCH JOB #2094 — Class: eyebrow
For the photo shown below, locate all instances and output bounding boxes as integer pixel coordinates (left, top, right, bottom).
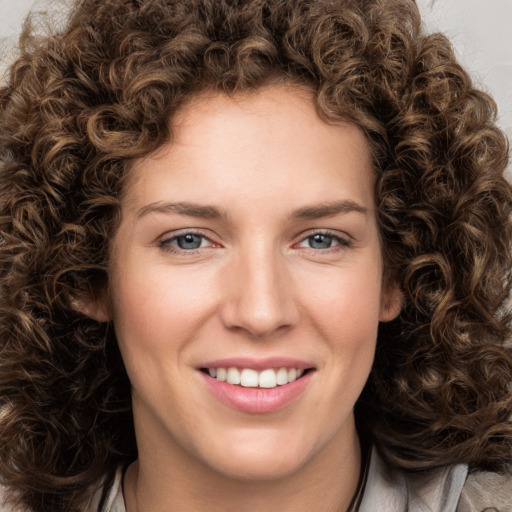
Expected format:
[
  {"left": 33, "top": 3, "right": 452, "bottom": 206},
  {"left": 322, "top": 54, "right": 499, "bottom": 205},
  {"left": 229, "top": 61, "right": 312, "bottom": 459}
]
[
  {"left": 136, "top": 199, "right": 367, "bottom": 221},
  {"left": 136, "top": 201, "right": 227, "bottom": 220},
  {"left": 290, "top": 200, "right": 368, "bottom": 220}
]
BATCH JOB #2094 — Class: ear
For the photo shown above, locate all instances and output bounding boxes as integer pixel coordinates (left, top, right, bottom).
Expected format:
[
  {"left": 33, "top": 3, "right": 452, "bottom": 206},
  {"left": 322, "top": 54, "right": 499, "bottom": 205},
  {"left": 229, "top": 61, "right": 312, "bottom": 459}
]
[
  {"left": 379, "top": 280, "right": 402, "bottom": 322},
  {"left": 71, "top": 291, "right": 111, "bottom": 323}
]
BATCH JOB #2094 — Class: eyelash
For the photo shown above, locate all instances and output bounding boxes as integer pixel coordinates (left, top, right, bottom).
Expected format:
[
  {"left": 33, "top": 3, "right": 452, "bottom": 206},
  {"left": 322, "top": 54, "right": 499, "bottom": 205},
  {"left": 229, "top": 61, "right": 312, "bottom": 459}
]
[
  {"left": 158, "top": 229, "right": 352, "bottom": 255},
  {"left": 158, "top": 230, "right": 216, "bottom": 254},
  {"left": 297, "top": 230, "right": 353, "bottom": 252}
]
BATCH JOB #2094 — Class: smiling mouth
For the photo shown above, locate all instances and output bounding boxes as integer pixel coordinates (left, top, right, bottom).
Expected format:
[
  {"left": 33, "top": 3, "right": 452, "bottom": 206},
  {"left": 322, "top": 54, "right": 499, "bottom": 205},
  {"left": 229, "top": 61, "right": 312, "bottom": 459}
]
[{"left": 201, "top": 367, "right": 314, "bottom": 389}]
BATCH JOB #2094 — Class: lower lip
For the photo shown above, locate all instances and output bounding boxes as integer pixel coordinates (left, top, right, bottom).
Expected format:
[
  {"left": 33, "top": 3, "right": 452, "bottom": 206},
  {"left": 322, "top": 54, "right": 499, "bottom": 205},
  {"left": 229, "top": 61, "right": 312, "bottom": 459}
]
[{"left": 200, "top": 371, "right": 313, "bottom": 413}]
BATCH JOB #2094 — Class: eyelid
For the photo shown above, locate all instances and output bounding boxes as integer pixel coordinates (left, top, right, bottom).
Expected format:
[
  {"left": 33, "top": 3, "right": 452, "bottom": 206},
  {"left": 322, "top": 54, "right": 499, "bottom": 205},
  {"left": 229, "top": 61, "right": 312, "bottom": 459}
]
[
  {"left": 158, "top": 229, "right": 219, "bottom": 251},
  {"left": 294, "top": 229, "right": 353, "bottom": 249},
  {"left": 156, "top": 228, "right": 352, "bottom": 254}
]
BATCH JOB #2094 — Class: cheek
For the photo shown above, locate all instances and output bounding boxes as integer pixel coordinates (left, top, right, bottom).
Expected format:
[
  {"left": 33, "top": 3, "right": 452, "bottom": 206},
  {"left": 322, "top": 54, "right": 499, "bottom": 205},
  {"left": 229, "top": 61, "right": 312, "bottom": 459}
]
[
  {"left": 300, "top": 263, "right": 383, "bottom": 331},
  {"left": 109, "top": 261, "right": 219, "bottom": 360},
  {"left": 297, "top": 260, "right": 382, "bottom": 371}
]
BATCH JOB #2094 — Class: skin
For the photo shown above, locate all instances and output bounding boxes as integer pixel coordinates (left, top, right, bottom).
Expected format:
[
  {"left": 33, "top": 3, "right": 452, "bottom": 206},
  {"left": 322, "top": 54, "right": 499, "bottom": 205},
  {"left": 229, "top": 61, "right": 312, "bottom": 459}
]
[{"left": 91, "top": 85, "right": 401, "bottom": 511}]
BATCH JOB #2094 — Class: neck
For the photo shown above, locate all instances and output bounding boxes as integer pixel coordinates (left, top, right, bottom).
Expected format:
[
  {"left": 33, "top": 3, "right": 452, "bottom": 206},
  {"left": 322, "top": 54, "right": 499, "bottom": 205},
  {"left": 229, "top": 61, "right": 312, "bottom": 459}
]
[{"left": 123, "top": 420, "right": 362, "bottom": 512}]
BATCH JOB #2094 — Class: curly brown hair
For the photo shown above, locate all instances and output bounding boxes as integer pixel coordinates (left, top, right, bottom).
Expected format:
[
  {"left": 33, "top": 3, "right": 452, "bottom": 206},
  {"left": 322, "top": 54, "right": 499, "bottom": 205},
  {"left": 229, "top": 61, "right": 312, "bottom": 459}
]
[{"left": 0, "top": 0, "right": 511, "bottom": 510}]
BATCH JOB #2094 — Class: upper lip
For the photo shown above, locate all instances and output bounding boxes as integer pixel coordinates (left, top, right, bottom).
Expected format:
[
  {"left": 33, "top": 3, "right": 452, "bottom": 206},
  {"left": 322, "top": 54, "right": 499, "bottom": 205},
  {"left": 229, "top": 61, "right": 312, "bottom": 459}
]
[{"left": 198, "top": 357, "right": 315, "bottom": 371}]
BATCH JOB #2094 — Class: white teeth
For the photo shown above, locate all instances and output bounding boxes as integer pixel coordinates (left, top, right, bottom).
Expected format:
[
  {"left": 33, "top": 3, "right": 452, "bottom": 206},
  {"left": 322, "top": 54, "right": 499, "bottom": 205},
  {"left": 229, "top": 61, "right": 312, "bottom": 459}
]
[
  {"left": 240, "top": 369, "right": 259, "bottom": 387},
  {"left": 259, "top": 369, "right": 277, "bottom": 388},
  {"left": 276, "top": 367, "right": 288, "bottom": 385},
  {"left": 226, "top": 367, "right": 241, "bottom": 385},
  {"left": 208, "top": 366, "right": 308, "bottom": 388}
]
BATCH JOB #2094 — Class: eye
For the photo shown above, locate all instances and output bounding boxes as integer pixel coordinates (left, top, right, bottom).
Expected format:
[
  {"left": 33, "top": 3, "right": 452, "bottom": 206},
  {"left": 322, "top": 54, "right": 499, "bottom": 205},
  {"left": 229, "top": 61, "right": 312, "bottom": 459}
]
[
  {"left": 159, "top": 231, "right": 215, "bottom": 252},
  {"left": 297, "top": 232, "right": 351, "bottom": 250},
  {"left": 174, "top": 233, "right": 207, "bottom": 250}
]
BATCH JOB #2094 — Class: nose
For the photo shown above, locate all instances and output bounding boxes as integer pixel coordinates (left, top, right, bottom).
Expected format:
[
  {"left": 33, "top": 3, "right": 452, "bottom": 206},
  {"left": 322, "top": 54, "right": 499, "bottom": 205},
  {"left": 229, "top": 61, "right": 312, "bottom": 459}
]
[{"left": 219, "top": 244, "right": 299, "bottom": 339}]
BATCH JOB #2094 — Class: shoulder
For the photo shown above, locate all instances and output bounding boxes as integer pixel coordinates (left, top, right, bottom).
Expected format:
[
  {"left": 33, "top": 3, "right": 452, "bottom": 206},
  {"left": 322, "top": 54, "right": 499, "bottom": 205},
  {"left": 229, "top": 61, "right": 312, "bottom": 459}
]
[
  {"left": 456, "top": 467, "right": 512, "bottom": 512},
  {"left": 359, "top": 447, "right": 512, "bottom": 512},
  {"left": 359, "top": 447, "right": 468, "bottom": 512}
]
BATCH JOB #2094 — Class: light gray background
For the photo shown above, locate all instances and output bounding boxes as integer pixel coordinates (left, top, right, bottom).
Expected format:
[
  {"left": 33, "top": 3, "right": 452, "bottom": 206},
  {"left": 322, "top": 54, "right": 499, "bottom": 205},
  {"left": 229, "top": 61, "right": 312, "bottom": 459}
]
[{"left": 1, "top": 0, "right": 511, "bottom": 138}]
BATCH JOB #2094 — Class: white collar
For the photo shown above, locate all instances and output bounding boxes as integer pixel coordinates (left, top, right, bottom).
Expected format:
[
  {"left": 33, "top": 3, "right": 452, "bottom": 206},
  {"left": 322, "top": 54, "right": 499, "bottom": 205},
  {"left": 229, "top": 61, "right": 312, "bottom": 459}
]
[{"left": 358, "top": 446, "right": 468, "bottom": 512}]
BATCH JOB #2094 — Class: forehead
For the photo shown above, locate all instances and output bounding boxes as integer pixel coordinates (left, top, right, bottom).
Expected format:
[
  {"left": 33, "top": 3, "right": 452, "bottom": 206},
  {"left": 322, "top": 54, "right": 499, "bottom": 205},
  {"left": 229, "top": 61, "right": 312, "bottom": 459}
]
[{"left": 124, "top": 85, "right": 376, "bottom": 215}]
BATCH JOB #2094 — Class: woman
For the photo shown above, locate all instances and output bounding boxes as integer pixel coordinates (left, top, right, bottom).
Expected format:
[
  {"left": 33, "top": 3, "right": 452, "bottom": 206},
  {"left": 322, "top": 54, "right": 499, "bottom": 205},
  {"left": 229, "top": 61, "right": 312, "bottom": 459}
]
[{"left": 0, "top": 0, "right": 511, "bottom": 510}]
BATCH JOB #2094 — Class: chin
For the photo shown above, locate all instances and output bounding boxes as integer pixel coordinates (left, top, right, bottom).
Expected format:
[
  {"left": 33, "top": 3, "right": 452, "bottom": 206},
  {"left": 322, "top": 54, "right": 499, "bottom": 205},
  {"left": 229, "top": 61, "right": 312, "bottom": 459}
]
[
  {"left": 207, "top": 452, "right": 309, "bottom": 482},
  {"left": 194, "top": 430, "right": 318, "bottom": 482}
]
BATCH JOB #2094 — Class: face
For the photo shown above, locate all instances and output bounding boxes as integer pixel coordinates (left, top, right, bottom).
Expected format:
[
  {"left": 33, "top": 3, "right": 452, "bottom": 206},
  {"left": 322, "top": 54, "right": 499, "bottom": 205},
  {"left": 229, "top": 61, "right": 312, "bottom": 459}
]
[{"left": 100, "top": 85, "right": 400, "bottom": 482}]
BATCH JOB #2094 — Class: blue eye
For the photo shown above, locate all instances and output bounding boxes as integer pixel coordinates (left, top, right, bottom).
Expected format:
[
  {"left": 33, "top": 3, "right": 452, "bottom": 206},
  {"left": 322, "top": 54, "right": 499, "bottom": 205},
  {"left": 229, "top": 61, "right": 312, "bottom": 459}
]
[
  {"left": 297, "top": 232, "right": 350, "bottom": 251},
  {"left": 308, "top": 233, "right": 336, "bottom": 249},
  {"left": 174, "top": 233, "right": 205, "bottom": 250},
  {"left": 159, "top": 232, "right": 212, "bottom": 252}
]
